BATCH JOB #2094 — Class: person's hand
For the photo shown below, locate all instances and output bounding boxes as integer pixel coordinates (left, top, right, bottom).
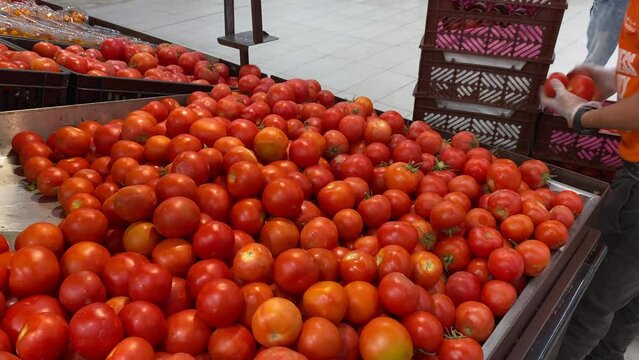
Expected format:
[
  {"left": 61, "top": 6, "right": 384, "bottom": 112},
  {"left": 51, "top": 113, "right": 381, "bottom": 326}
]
[
  {"left": 569, "top": 64, "right": 617, "bottom": 100},
  {"left": 540, "top": 79, "right": 601, "bottom": 128}
]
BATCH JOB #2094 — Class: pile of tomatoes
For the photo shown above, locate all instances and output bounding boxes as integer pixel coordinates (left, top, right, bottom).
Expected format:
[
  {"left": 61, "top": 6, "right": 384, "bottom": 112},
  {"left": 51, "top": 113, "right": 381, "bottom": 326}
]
[
  {"left": 6, "top": 63, "right": 585, "bottom": 360},
  {"left": 21, "top": 37, "right": 230, "bottom": 84},
  {"left": 0, "top": 42, "right": 61, "bottom": 72}
]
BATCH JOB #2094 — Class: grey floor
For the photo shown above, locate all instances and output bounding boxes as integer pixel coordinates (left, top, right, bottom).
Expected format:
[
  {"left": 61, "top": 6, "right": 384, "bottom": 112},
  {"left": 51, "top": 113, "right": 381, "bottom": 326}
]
[{"left": 48, "top": 0, "right": 639, "bottom": 358}]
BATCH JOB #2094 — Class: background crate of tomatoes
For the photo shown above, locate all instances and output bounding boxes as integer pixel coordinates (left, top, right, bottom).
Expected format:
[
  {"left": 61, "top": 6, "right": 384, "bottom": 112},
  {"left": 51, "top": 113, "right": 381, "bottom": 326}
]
[
  {"left": 422, "top": 0, "right": 567, "bottom": 64},
  {"left": 412, "top": 95, "right": 536, "bottom": 155},
  {"left": 416, "top": 49, "right": 549, "bottom": 112},
  {"left": 0, "top": 38, "right": 69, "bottom": 111},
  {"left": 1, "top": 36, "right": 220, "bottom": 104},
  {"left": 532, "top": 113, "right": 623, "bottom": 172}
]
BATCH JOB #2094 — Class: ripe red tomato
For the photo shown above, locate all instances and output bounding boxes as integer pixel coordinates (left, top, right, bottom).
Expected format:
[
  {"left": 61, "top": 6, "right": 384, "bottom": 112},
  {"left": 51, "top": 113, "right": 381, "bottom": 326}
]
[
  {"left": 549, "top": 205, "right": 576, "bottom": 229},
  {"left": 480, "top": 280, "right": 518, "bottom": 317},
  {"left": 69, "top": 303, "right": 123, "bottom": 360},
  {"left": 15, "top": 312, "right": 68, "bottom": 360},
  {"left": 301, "top": 281, "right": 347, "bottom": 324},
  {"left": 487, "top": 160, "right": 522, "bottom": 191},
  {"left": 164, "top": 310, "right": 211, "bottom": 355},
  {"left": 105, "top": 337, "right": 155, "bottom": 360},
  {"left": 207, "top": 325, "right": 256, "bottom": 360},
  {"left": 543, "top": 72, "right": 569, "bottom": 97},
  {"left": 59, "top": 271, "right": 107, "bottom": 313},
  {"left": 359, "top": 317, "right": 413, "bottom": 360},
  {"left": 196, "top": 278, "right": 243, "bottom": 327},
  {"left": 102, "top": 252, "right": 149, "bottom": 296},
  {"left": 487, "top": 189, "right": 522, "bottom": 221},
  {"left": 252, "top": 297, "right": 302, "bottom": 347},
  {"left": 153, "top": 196, "right": 201, "bottom": 238},
  {"left": 519, "top": 159, "right": 550, "bottom": 189},
  {"left": 340, "top": 250, "right": 377, "bottom": 284},
  {"left": 192, "top": 220, "right": 235, "bottom": 260},
  {"left": 118, "top": 300, "right": 166, "bottom": 347},
  {"left": 300, "top": 217, "right": 339, "bottom": 250},
  {"left": 128, "top": 263, "right": 172, "bottom": 304},
  {"left": 377, "top": 221, "right": 418, "bottom": 252},
  {"left": 9, "top": 246, "right": 60, "bottom": 298},
  {"left": 445, "top": 271, "right": 481, "bottom": 305},
  {"left": 60, "top": 207, "right": 108, "bottom": 245},
  {"left": 567, "top": 74, "right": 596, "bottom": 100},
  {"left": 232, "top": 243, "right": 273, "bottom": 284},
  {"left": 430, "top": 200, "right": 466, "bottom": 236},
  {"left": 433, "top": 235, "right": 471, "bottom": 273},
  {"left": 468, "top": 226, "right": 504, "bottom": 258},
  {"left": 15, "top": 222, "right": 64, "bottom": 257},
  {"left": 296, "top": 317, "right": 341, "bottom": 359},
  {"left": 488, "top": 247, "right": 525, "bottom": 281},
  {"left": 552, "top": 190, "right": 584, "bottom": 215},
  {"left": 357, "top": 194, "right": 392, "bottom": 228},
  {"left": 535, "top": 219, "right": 569, "bottom": 249},
  {"left": 438, "top": 337, "right": 483, "bottom": 360},
  {"left": 500, "top": 214, "right": 535, "bottom": 243},
  {"left": 378, "top": 272, "right": 419, "bottom": 317},
  {"left": 274, "top": 248, "right": 319, "bottom": 295},
  {"left": 455, "top": 301, "right": 495, "bottom": 343}
]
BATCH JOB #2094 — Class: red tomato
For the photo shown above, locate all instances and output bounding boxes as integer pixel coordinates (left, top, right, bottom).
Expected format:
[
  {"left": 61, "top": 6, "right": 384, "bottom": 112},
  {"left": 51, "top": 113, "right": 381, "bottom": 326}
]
[
  {"left": 153, "top": 196, "right": 201, "bottom": 238},
  {"left": 9, "top": 246, "right": 60, "bottom": 298},
  {"left": 196, "top": 279, "right": 243, "bottom": 328},
  {"left": 500, "top": 214, "right": 535, "bottom": 243},
  {"left": 516, "top": 239, "right": 551, "bottom": 277},
  {"left": 297, "top": 317, "right": 341, "bottom": 359},
  {"left": 357, "top": 195, "right": 392, "bottom": 228},
  {"left": 535, "top": 220, "right": 569, "bottom": 249},
  {"left": 359, "top": 317, "right": 413, "bottom": 360},
  {"left": 430, "top": 200, "right": 466, "bottom": 236},
  {"left": 402, "top": 312, "right": 443, "bottom": 355},
  {"left": 567, "top": 74, "right": 596, "bottom": 100},
  {"left": 252, "top": 297, "right": 302, "bottom": 347},
  {"left": 105, "top": 337, "right": 155, "bottom": 360},
  {"left": 519, "top": 159, "right": 551, "bottom": 189},
  {"left": 69, "top": 303, "right": 123, "bottom": 360},
  {"left": 128, "top": 263, "right": 172, "bottom": 304},
  {"left": 378, "top": 272, "right": 419, "bottom": 317},
  {"left": 433, "top": 235, "right": 471, "bottom": 273},
  {"left": 544, "top": 72, "right": 569, "bottom": 97},
  {"left": 118, "top": 300, "right": 166, "bottom": 347},
  {"left": 301, "top": 281, "right": 347, "bottom": 324},
  {"left": 192, "top": 220, "right": 235, "bottom": 260},
  {"left": 164, "top": 310, "right": 211, "bottom": 355},
  {"left": 487, "top": 160, "right": 521, "bottom": 191},
  {"left": 465, "top": 208, "right": 497, "bottom": 231},
  {"left": 273, "top": 249, "right": 319, "bottom": 295},
  {"left": 300, "top": 217, "right": 339, "bottom": 250},
  {"left": 59, "top": 271, "right": 107, "bottom": 313},
  {"left": 340, "top": 250, "right": 377, "bottom": 284},
  {"left": 468, "top": 226, "right": 504, "bottom": 258},
  {"left": 207, "top": 325, "right": 256, "bottom": 360},
  {"left": 438, "top": 337, "right": 483, "bottom": 360},
  {"left": 445, "top": 271, "right": 481, "bottom": 305},
  {"left": 186, "top": 259, "right": 231, "bottom": 298},
  {"left": 102, "top": 252, "right": 149, "bottom": 296},
  {"left": 15, "top": 312, "right": 68, "bottom": 360},
  {"left": 488, "top": 247, "right": 525, "bottom": 281},
  {"left": 549, "top": 205, "right": 576, "bottom": 229},
  {"left": 487, "top": 189, "right": 522, "bottom": 221},
  {"left": 455, "top": 301, "right": 495, "bottom": 342},
  {"left": 552, "top": 190, "right": 584, "bottom": 215},
  {"left": 480, "top": 280, "right": 518, "bottom": 317}
]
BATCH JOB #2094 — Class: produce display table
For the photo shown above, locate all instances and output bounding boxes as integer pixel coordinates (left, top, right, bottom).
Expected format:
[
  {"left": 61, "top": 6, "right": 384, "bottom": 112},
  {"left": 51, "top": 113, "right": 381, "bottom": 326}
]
[{"left": 0, "top": 96, "right": 611, "bottom": 359}]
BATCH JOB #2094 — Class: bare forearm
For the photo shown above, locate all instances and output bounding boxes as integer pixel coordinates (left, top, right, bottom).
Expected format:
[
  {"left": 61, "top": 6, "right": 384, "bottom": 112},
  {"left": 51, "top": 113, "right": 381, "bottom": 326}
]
[{"left": 582, "top": 94, "right": 639, "bottom": 130}]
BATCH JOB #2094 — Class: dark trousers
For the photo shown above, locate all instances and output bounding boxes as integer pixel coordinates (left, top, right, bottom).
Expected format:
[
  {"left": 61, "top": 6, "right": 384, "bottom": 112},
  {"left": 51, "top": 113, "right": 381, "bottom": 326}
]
[{"left": 558, "top": 163, "right": 639, "bottom": 360}]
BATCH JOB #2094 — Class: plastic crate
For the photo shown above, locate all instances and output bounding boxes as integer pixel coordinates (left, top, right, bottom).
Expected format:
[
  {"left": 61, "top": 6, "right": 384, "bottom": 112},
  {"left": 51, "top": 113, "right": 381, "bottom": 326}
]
[
  {"left": 416, "top": 49, "right": 549, "bottom": 111},
  {"left": 412, "top": 96, "right": 536, "bottom": 154},
  {"left": 1, "top": 36, "right": 215, "bottom": 104},
  {"left": 0, "top": 38, "right": 69, "bottom": 111},
  {"left": 422, "top": 0, "right": 566, "bottom": 63},
  {"left": 533, "top": 113, "right": 622, "bottom": 171}
]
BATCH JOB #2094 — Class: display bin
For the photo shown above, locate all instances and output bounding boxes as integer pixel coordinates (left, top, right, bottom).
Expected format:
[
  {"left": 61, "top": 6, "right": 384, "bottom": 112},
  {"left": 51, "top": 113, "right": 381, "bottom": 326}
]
[
  {"left": 422, "top": 0, "right": 567, "bottom": 64},
  {"left": 416, "top": 49, "right": 549, "bottom": 112},
  {"left": 533, "top": 112, "right": 623, "bottom": 171},
  {"left": 413, "top": 95, "right": 536, "bottom": 154},
  {"left": 0, "top": 38, "right": 69, "bottom": 111},
  {"left": 0, "top": 96, "right": 609, "bottom": 360},
  {"left": 1, "top": 36, "right": 217, "bottom": 104}
]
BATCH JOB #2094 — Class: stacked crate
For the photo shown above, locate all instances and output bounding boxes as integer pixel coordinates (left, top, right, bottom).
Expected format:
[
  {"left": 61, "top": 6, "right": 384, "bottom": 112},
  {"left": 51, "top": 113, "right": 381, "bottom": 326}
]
[{"left": 413, "top": 0, "right": 567, "bottom": 154}]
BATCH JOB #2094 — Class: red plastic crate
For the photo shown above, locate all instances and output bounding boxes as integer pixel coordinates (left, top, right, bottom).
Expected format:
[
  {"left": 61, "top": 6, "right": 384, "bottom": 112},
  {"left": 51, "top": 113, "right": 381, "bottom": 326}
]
[
  {"left": 533, "top": 113, "right": 622, "bottom": 171},
  {"left": 422, "top": 0, "right": 566, "bottom": 63},
  {"left": 416, "top": 49, "right": 549, "bottom": 111},
  {"left": 413, "top": 96, "right": 536, "bottom": 154}
]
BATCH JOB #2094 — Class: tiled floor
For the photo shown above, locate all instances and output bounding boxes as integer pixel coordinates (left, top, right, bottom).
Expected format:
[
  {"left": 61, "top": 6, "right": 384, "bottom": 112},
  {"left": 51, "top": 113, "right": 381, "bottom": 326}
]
[{"left": 47, "top": 0, "right": 639, "bottom": 358}]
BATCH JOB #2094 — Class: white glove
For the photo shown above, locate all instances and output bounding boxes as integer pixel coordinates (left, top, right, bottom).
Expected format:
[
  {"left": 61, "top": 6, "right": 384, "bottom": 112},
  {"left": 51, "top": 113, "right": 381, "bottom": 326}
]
[
  {"left": 540, "top": 79, "right": 601, "bottom": 128},
  {"left": 570, "top": 64, "right": 617, "bottom": 100}
]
